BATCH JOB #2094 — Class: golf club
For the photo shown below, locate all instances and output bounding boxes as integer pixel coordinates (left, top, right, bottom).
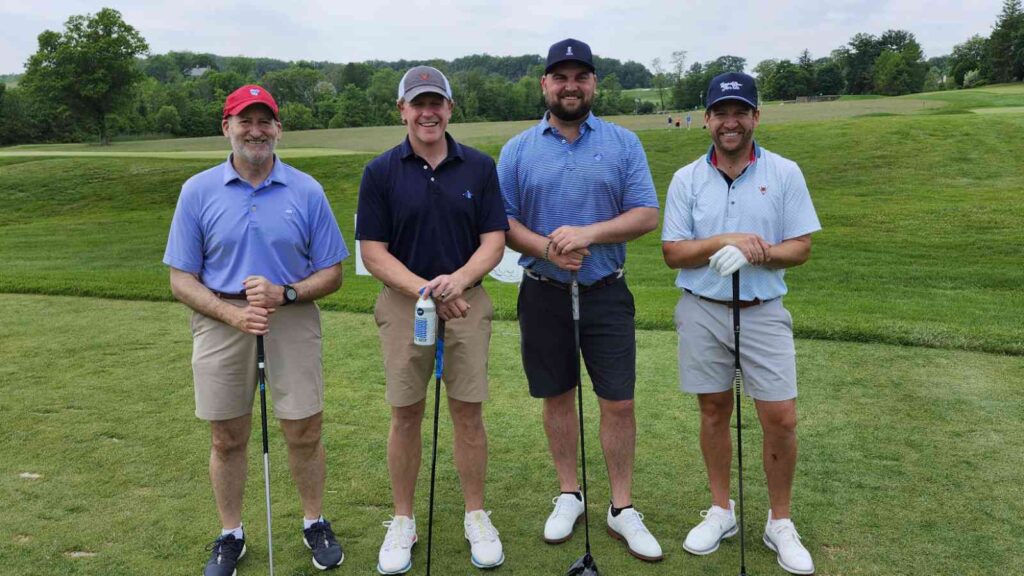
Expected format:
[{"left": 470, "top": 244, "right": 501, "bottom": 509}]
[
  {"left": 732, "top": 271, "right": 748, "bottom": 576},
  {"left": 566, "top": 271, "right": 599, "bottom": 576},
  {"left": 256, "top": 334, "right": 275, "bottom": 576},
  {"left": 425, "top": 319, "right": 445, "bottom": 576}
]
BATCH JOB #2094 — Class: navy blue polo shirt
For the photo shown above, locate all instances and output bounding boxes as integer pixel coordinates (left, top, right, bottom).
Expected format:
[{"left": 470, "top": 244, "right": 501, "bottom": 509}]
[{"left": 356, "top": 133, "right": 509, "bottom": 280}]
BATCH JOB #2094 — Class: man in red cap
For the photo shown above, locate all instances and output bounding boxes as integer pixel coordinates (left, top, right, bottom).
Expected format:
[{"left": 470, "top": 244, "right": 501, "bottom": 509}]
[{"left": 164, "top": 84, "right": 349, "bottom": 574}]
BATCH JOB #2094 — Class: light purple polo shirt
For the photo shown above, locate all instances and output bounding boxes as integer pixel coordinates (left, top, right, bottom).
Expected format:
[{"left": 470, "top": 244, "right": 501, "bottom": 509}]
[{"left": 163, "top": 156, "right": 348, "bottom": 294}]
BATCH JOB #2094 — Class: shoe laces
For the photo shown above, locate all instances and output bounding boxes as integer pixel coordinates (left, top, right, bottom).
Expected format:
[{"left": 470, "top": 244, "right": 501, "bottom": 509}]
[
  {"left": 465, "top": 511, "right": 499, "bottom": 543},
  {"left": 699, "top": 506, "right": 734, "bottom": 530},
  {"left": 207, "top": 534, "right": 243, "bottom": 564},
  {"left": 381, "top": 517, "right": 415, "bottom": 551},
  {"left": 617, "top": 508, "right": 651, "bottom": 536},
  {"left": 305, "top": 520, "right": 335, "bottom": 550},
  {"left": 770, "top": 519, "right": 802, "bottom": 544},
  {"left": 551, "top": 494, "right": 580, "bottom": 517}
]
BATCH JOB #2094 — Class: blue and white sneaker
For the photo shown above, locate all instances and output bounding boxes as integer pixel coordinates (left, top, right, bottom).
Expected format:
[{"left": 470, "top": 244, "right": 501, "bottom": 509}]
[
  {"left": 377, "top": 515, "right": 417, "bottom": 574},
  {"left": 204, "top": 533, "right": 246, "bottom": 576},
  {"left": 303, "top": 518, "right": 344, "bottom": 570}
]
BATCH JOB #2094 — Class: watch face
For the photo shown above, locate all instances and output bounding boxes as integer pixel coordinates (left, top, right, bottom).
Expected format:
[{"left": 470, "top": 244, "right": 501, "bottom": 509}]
[{"left": 286, "top": 287, "right": 297, "bottom": 302}]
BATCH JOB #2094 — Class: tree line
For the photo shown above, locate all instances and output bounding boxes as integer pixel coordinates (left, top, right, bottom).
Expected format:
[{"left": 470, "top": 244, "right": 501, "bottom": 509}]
[{"left": 2, "top": 3, "right": 1024, "bottom": 146}]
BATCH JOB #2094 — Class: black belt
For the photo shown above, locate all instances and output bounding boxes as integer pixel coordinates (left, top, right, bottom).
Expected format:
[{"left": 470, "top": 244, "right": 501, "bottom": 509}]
[
  {"left": 524, "top": 269, "right": 624, "bottom": 293},
  {"left": 685, "top": 289, "right": 775, "bottom": 309},
  {"left": 213, "top": 291, "right": 247, "bottom": 301}
]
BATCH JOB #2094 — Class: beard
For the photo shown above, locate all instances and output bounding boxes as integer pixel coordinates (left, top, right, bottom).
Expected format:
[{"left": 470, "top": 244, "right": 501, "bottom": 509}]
[
  {"left": 546, "top": 91, "right": 592, "bottom": 123},
  {"left": 231, "top": 136, "right": 277, "bottom": 166}
]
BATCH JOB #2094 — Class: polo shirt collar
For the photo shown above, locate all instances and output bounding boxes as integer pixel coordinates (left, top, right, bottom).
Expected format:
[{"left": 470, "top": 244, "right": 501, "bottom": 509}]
[
  {"left": 539, "top": 111, "right": 597, "bottom": 135},
  {"left": 399, "top": 132, "right": 464, "bottom": 163},
  {"left": 706, "top": 140, "right": 761, "bottom": 168},
  {"left": 222, "top": 154, "right": 289, "bottom": 186}
]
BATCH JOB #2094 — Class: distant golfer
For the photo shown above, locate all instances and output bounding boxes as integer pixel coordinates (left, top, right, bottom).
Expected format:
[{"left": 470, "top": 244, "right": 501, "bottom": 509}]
[
  {"left": 497, "top": 38, "right": 663, "bottom": 562},
  {"left": 163, "top": 84, "right": 348, "bottom": 575},
  {"left": 685, "top": 113, "right": 692, "bottom": 129},
  {"left": 356, "top": 66, "right": 508, "bottom": 574},
  {"left": 661, "top": 72, "right": 821, "bottom": 575}
]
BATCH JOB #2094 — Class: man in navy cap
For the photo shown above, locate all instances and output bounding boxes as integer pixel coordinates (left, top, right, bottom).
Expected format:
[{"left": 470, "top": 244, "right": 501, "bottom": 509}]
[
  {"left": 661, "top": 72, "right": 820, "bottom": 575},
  {"left": 165, "top": 84, "right": 348, "bottom": 574},
  {"left": 498, "top": 39, "right": 663, "bottom": 562}
]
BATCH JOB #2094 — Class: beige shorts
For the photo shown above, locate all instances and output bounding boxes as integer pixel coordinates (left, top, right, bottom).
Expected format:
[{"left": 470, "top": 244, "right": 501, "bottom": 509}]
[
  {"left": 374, "top": 285, "right": 494, "bottom": 407},
  {"left": 191, "top": 300, "right": 324, "bottom": 421}
]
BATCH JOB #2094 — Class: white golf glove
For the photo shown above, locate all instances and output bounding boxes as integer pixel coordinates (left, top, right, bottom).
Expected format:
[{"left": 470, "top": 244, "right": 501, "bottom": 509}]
[{"left": 709, "top": 245, "right": 749, "bottom": 277}]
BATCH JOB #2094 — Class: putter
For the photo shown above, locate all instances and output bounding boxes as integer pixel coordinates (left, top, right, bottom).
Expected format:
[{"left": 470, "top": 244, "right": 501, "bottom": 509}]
[
  {"left": 732, "top": 272, "right": 748, "bottom": 576},
  {"left": 425, "top": 320, "right": 445, "bottom": 576},
  {"left": 566, "top": 272, "right": 599, "bottom": 576},
  {"left": 256, "top": 335, "right": 275, "bottom": 576}
]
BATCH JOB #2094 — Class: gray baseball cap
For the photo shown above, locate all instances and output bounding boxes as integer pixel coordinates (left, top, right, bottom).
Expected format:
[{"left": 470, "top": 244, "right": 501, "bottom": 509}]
[{"left": 397, "top": 66, "right": 453, "bottom": 102}]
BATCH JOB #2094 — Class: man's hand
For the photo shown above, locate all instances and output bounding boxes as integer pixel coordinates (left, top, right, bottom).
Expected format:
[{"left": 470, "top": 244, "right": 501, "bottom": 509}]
[
  {"left": 718, "top": 233, "right": 772, "bottom": 265},
  {"left": 233, "top": 305, "right": 273, "bottom": 335},
  {"left": 243, "top": 275, "right": 285, "bottom": 308},
  {"left": 437, "top": 297, "right": 471, "bottom": 321},
  {"left": 549, "top": 225, "right": 595, "bottom": 255},
  {"left": 549, "top": 247, "right": 590, "bottom": 272},
  {"left": 709, "top": 245, "right": 749, "bottom": 277},
  {"left": 423, "top": 272, "right": 469, "bottom": 304}
]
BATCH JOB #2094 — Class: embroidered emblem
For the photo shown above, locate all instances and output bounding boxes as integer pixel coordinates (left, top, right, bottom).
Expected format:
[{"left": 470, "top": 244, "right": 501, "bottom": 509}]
[
  {"left": 759, "top": 185, "right": 768, "bottom": 195},
  {"left": 566, "top": 46, "right": 574, "bottom": 56},
  {"left": 249, "top": 88, "right": 260, "bottom": 96},
  {"left": 463, "top": 190, "right": 473, "bottom": 199},
  {"left": 720, "top": 81, "right": 742, "bottom": 91},
  {"left": 593, "top": 153, "right": 602, "bottom": 161},
  {"left": 419, "top": 73, "right": 430, "bottom": 81}
]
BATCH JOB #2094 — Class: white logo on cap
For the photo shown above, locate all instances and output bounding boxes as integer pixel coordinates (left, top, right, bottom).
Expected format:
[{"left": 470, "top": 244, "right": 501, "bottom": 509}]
[
  {"left": 720, "top": 81, "right": 742, "bottom": 91},
  {"left": 566, "top": 46, "right": 574, "bottom": 56},
  {"left": 250, "top": 88, "right": 261, "bottom": 96}
]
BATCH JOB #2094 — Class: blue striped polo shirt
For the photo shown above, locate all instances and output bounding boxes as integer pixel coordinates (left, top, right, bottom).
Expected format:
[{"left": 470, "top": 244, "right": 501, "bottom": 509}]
[
  {"left": 661, "top": 143, "right": 821, "bottom": 301},
  {"left": 497, "top": 112, "right": 659, "bottom": 285}
]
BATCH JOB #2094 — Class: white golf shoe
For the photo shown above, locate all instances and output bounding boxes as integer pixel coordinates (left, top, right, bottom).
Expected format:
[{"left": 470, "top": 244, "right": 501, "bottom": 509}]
[
  {"left": 606, "top": 506, "right": 664, "bottom": 561},
  {"left": 464, "top": 510, "right": 504, "bottom": 569},
  {"left": 763, "top": 510, "right": 815, "bottom": 575},
  {"left": 682, "top": 499, "right": 738, "bottom": 555},
  {"left": 377, "top": 515, "right": 417, "bottom": 575},
  {"left": 543, "top": 492, "right": 585, "bottom": 543}
]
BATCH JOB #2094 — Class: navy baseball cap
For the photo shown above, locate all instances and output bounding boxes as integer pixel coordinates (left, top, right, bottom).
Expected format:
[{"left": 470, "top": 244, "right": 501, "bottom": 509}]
[
  {"left": 706, "top": 72, "right": 758, "bottom": 110},
  {"left": 545, "top": 38, "right": 595, "bottom": 73}
]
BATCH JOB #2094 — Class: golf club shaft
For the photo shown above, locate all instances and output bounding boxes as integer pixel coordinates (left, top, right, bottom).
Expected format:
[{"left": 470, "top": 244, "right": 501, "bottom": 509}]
[
  {"left": 731, "top": 272, "right": 746, "bottom": 576},
  {"left": 256, "top": 335, "right": 274, "bottom": 576},
  {"left": 571, "top": 272, "right": 592, "bottom": 555},
  {"left": 426, "top": 320, "right": 445, "bottom": 576}
]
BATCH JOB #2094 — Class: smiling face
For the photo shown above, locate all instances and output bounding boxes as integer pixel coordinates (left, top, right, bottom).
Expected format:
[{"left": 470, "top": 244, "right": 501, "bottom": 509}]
[
  {"left": 399, "top": 92, "right": 452, "bottom": 148},
  {"left": 222, "top": 104, "right": 280, "bottom": 168},
  {"left": 705, "top": 100, "right": 760, "bottom": 157},
  {"left": 541, "top": 61, "right": 596, "bottom": 123}
]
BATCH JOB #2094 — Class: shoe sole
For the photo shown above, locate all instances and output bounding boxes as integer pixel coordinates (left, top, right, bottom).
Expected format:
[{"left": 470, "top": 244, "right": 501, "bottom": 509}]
[
  {"left": 377, "top": 536, "right": 417, "bottom": 575},
  {"left": 543, "top": 514, "right": 582, "bottom": 544},
  {"left": 606, "top": 526, "right": 664, "bottom": 562},
  {"left": 681, "top": 524, "right": 738, "bottom": 555},
  {"left": 763, "top": 534, "right": 815, "bottom": 575},
  {"left": 469, "top": 551, "right": 506, "bottom": 569},
  {"left": 304, "top": 537, "right": 344, "bottom": 570}
]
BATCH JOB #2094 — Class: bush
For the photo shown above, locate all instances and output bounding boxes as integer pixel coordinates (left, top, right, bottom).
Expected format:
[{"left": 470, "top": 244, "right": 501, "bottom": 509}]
[{"left": 962, "top": 69, "right": 986, "bottom": 88}]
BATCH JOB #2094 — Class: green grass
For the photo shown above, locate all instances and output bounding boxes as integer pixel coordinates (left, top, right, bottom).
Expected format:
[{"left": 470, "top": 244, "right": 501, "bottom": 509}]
[
  {"left": 1, "top": 109, "right": 1022, "bottom": 354},
  {"left": 1, "top": 295, "right": 1021, "bottom": 576}
]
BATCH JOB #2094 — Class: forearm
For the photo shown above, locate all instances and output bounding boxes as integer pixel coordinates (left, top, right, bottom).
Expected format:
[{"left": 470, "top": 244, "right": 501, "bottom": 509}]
[
  {"left": 360, "top": 241, "right": 428, "bottom": 297},
  {"left": 662, "top": 237, "right": 728, "bottom": 269},
  {"left": 292, "top": 264, "right": 343, "bottom": 301},
  {"left": 583, "top": 206, "right": 659, "bottom": 245},
  {"left": 453, "top": 231, "right": 505, "bottom": 287},
  {"left": 506, "top": 217, "right": 551, "bottom": 259},
  {"left": 764, "top": 236, "right": 812, "bottom": 269},
  {"left": 169, "top": 268, "right": 239, "bottom": 325}
]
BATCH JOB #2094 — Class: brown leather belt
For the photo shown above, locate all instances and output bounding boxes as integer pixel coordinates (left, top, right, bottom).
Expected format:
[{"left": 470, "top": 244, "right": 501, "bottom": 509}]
[
  {"left": 213, "top": 291, "right": 248, "bottom": 301},
  {"left": 524, "top": 269, "right": 624, "bottom": 293},
  {"left": 685, "top": 289, "right": 774, "bottom": 309}
]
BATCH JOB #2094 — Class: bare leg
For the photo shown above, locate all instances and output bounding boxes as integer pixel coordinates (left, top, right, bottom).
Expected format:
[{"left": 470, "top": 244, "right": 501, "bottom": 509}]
[
  {"left": 543, "top": 389, "right": 580, "bottom": 492},
  {"left": 755, "top": 399, "right": 798, "bottom": 519},
  {"left": 448, "top": 398, "right": 487, "bottom": 511},
  {"left": 210, "top": 414, "right": 252, "bottom": 529},
  {"left": 597, "top": 398, "right": 635, "bottom": 508},
  {"left": 698, "top": 391, "right": 734, "bottom": 509},
  {"left": 279, "top": 412, "right": 325, "bottom": 520},
  {"left": 388, "top": 401, "right": 425, "bottom": 516}
]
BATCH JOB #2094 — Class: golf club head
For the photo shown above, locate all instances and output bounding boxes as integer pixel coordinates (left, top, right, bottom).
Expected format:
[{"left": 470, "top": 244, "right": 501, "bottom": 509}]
[{"left": 566, "top": 553, "right": 599, "bottom": 576}]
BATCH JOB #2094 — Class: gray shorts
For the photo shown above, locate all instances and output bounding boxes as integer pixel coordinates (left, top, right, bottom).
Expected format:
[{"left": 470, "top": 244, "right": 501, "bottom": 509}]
[{"left": 674, "top": 291, "right": 797, "bottom": 401}]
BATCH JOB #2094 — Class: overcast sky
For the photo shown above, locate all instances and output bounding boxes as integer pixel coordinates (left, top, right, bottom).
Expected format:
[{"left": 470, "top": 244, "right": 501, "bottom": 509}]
[{"left": 0, "top": 1, "right": 1004, "bottom": 75}]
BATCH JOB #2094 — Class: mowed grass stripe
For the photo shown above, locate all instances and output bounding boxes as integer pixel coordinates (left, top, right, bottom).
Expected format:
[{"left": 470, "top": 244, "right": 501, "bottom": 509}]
[{"left": 1, "top": 295, "right": 1021, "bottom": 575}]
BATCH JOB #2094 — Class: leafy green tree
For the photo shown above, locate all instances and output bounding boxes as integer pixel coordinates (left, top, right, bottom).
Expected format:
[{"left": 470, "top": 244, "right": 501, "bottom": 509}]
[
  {"left": 815, "top": 59, "right": 845, "bottom": 94},
  {"left": 986, "top": 0, "right": 1024, "bottom": 82},
  {"left": 844, "top": 33, "right": 881, "bottom": 93},
  {"left": 950, "top": 35, "right": 988, "bottom": 86},
  {"left": 153, "top": 105, "right": 181, "bottom": 134},
  {"left": 261, "top": 66, "right": 325, "bottom": 108},
  {"left": 650, "top": 58, "right": 668, "bottom": 111},
  {"left": 21, "top": 8, "right": 149, "bottom": 144},
  {"left": 279, "top": 102, "right": 317, "bottom": 131}
]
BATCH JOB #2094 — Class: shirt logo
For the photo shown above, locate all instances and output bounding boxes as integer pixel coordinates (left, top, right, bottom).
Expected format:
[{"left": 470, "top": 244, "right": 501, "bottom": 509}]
[
  {"left": 759, "top": 185, "right": 768, "bottom": 195},
  {"left": 249, "top": 88, "right": 261, "bottom": 96},
  {"left": 720, "top": 81, "right": 742, "bottom": 91},
  {"left": 463, "top": 190, "right": 473, "bottom": 199},
  {"left": 566, "top": 46, "right": 574, "bottom": 56},
  {"left": 593, "top": 153, "right": 602, "bottom": 161},
  {"left": 285, "top": 209, "right": 294, "bottom": 214}
]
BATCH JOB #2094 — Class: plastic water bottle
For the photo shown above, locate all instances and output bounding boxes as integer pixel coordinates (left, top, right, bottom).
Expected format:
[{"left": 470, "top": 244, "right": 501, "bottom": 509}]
[{"left": 414, "top": 292, "right": 436, "bottom": 346}]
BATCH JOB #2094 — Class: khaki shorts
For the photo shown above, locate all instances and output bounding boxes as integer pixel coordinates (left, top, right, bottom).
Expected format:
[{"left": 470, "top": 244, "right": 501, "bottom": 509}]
[
  {"left": 191, "top": 300, "right": 324, "bottom": 421},
  {"left": 374, "top": 285, "right": 493, "bottom": 407},
  {"left": 675, "top": 292, "right": 797, "bottom": 401}
]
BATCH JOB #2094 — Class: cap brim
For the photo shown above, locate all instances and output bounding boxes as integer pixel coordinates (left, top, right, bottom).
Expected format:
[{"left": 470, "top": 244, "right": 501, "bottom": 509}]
[
  {"left": 545, "top": 58, "right": 595, "bottom": 73},
  {"left": 706, "top": 96, "right": 757, "bottom": 110},
  {"left": 224, "top": 101, "right": 279, "bottom": 120},
  {"left": 402, "top": 86, "right": 451, "bottom": 102}
]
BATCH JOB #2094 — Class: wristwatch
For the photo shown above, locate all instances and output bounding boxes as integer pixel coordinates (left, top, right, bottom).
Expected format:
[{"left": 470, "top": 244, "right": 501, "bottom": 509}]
[{"left": 282, "top": 284, "right": 298, "bottom": 306}]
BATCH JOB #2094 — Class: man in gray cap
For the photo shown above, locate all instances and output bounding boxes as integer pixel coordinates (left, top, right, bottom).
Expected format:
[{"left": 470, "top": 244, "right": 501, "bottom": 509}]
[
  {"left": 662, "top": 71, "right": 820, "bottom": 575},
  {"left": 357, "top": 65, "right": 508, "bottom": 574}
]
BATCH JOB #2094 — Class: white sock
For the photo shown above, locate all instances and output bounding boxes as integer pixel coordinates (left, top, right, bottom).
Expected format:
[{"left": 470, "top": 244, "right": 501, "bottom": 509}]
[
  {"left": 221, "top": 525, "right": 244, "bottom": 539},
  {"left": 303, "top": 515, "right": 324, "bottom": 529}
]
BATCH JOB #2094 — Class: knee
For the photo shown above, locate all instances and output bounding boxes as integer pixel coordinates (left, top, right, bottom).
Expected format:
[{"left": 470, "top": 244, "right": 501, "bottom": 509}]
[
  {"left": 600, "top": 399, "right": 635, "bottom": 421},
  {"left": 699, "top": 401, "right": 732, "bottom": 429},
  {"left": 764, "top": 411, "right": 798, "bottom": 437},
  {"left": 450, "top": 403, "right": 484, "bottom": 436},
  {"left": 283, "top": 420, "right": 322, "bottom": 454},
  {"left": 391, "top": 404, "right": 425, "bottom": 433},
  {"left": 211, "top": 430, "right": 248, "bottom": 458}
]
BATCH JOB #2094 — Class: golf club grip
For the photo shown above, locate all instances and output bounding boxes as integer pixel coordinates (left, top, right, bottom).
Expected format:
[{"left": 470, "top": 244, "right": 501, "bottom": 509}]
[{"left": 257, "top": 336, "right": 270, "bottom": 454}]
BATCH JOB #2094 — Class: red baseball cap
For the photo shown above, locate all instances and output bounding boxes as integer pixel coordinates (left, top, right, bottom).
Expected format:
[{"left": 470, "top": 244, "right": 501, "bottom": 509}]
[{"left": 223, "top": 84, "right": 279, "bottom": 120}]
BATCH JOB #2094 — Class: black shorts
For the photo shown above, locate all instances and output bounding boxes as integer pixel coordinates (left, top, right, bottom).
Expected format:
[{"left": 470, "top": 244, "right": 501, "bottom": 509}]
[{"left": 517, "top": 273, "right": 636, "bottom": 400}]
